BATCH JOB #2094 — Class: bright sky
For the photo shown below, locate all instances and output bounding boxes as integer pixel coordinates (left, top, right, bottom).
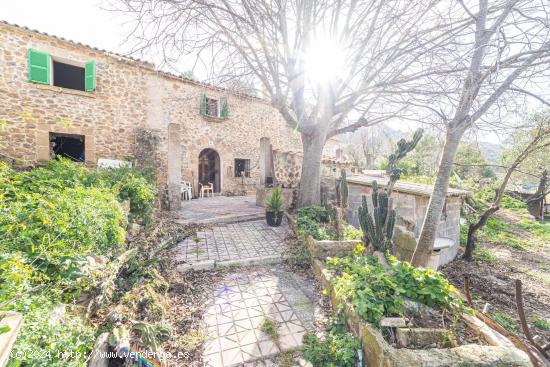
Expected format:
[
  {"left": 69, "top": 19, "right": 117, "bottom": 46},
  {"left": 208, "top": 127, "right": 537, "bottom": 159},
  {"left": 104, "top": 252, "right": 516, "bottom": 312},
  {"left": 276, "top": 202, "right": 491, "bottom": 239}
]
[
  {"left": 1, "top": 1, "right": 544, "bottom": 145},
  {"left": 0, "top": 1, "right": 130, "bottom": 56}
]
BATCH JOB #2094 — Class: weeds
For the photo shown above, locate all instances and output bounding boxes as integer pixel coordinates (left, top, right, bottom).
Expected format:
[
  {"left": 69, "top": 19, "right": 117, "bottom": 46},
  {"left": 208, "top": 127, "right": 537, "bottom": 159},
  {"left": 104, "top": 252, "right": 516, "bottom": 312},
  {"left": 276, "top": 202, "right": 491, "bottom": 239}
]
[
  {"left": 491, "top": 311, "right": 517, "bottom": 332},
  {"left": 260, "top": 316, "right": 279, "bottom": 342},
  {"left": 533, "top": 316, "right": 550, "bottom": 331}
]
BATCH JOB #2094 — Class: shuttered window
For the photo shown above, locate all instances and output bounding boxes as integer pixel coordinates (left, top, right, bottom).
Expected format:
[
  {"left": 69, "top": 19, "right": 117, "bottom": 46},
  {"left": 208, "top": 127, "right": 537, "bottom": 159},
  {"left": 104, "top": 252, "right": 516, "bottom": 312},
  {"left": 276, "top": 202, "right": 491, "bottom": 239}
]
[
  {"left": 84, "top": 61, "right": 96, "bottom": 92},
  {"left": 28, "top": 49, "right": 96, "bottom": 92},
  {"left": 220, "top": 97, "right": 229, "bottom": 119},
  {"left": 199, "top": 93, "right": 229, "bottom": 119},
  {"left": 28, "top": 49, "right": 50, "bottom": 85}
]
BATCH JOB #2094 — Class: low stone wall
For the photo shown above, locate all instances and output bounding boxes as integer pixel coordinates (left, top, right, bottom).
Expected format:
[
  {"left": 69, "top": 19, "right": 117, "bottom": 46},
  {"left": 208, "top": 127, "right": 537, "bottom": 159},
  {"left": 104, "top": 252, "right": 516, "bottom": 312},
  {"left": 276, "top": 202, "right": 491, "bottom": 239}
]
[
  {"left": 305, "top": 235, "right": 361, "bottom": 259},
  {"left": 286, "top": 215, "right": 532, "bottom": 367},
  {"left": 311, "top": 259, "right": 532, "bottom": 367},
  {"left": 0, "top": 311, "right": 23, "bottom": 367}
]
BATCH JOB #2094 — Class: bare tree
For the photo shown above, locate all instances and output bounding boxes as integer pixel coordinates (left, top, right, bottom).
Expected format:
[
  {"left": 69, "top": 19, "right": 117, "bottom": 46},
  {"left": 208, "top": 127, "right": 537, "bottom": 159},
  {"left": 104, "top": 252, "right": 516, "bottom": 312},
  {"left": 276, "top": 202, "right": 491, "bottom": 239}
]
[
  {"left": 360, "top": 126, "right": 386, "bottom": 170},
  {"left": 410, "top": 0, "right": 550, "bottom": 267},
  {"left": 113, "top": 0, "right": 465, "bottom": 206},
  {"left": 463, "top": 116, "right": 550, "bottom": 261}
]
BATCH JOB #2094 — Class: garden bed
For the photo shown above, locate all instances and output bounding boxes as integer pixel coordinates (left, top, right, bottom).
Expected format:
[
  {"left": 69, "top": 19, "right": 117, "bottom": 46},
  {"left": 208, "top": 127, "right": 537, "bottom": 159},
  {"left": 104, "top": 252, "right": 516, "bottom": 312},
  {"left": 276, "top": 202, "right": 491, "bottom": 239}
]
[{"left": 287, "top": 212, "right": 533, "bottom": 366}]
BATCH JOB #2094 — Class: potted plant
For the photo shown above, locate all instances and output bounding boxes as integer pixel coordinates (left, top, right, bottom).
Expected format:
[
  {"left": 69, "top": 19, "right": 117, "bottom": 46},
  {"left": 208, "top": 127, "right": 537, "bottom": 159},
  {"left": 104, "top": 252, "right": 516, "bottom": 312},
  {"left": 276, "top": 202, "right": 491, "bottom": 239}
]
[{"left": 265, "top": 187, "right": 283, "bottom": 226}]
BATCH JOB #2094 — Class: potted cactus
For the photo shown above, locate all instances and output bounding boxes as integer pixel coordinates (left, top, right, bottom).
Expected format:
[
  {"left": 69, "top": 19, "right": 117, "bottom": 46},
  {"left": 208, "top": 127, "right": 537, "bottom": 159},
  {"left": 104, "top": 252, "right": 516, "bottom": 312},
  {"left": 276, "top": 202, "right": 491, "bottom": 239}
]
[{"left": 265, "top": 187, "right": 283, "bottom": 226}]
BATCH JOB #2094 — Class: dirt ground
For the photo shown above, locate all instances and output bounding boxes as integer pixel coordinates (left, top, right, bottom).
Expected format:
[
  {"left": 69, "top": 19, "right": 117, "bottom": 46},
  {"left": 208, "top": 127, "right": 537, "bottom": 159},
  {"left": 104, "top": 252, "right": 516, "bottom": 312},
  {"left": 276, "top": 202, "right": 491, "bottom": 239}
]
[{"left": 440, "top": 209, "right": 550, "bottom": 346}]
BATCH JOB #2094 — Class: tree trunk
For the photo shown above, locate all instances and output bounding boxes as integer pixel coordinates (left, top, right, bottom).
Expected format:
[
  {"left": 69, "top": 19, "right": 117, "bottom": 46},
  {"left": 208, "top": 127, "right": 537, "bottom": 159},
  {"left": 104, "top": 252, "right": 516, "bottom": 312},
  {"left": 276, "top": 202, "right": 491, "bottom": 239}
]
[
  {"left": 411, "top": 130, "right": 462, "bottom": 267},
  {"left": 463, "top": 207, "right": 497, "bottom": 261},
  {"left": 298, "top": 130, "right": 326, "bottom": 207},
  {"left": 463, "top": 155, "right": 527, "bottom": 260}
]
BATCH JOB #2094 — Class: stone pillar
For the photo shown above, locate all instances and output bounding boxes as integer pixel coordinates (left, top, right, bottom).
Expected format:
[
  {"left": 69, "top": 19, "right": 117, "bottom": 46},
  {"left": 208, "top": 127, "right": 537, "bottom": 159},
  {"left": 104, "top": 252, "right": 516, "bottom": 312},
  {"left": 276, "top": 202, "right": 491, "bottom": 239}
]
[
  {"left": 259, "top": 137, "right": 270, "bottom": 185},
  {"left": 167, "top": 123, "right": 182, "bottom": 210}
]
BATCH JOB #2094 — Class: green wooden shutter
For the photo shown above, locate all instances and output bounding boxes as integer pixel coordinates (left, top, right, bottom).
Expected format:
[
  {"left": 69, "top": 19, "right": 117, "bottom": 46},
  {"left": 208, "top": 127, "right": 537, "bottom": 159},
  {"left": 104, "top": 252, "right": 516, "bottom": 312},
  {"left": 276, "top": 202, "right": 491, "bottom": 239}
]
[
  {"left": 28, "top": 49, "right": 50, "bottom": 85},
  {"left": 84, "top": 61, "right": 96, "bottom": 92},
  {"left": 200, "top": 93, "right": 207, "bottom": 115},
  {"left": 220, "top": 97, "right": 229, "bottom": 119}
]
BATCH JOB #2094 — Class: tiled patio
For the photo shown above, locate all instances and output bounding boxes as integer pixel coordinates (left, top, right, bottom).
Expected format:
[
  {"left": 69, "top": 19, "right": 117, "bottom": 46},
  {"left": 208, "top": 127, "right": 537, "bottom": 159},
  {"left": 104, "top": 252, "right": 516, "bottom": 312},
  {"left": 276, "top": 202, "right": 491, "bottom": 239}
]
[
  {"left": 202, "top": 268, "right": 318, "bottom": 367},
  {"left": 172, "top": 219, "right": 290, "bottom": 266},
  {"left": 177, "top": 195, "right": 264, "bottom": 224}
]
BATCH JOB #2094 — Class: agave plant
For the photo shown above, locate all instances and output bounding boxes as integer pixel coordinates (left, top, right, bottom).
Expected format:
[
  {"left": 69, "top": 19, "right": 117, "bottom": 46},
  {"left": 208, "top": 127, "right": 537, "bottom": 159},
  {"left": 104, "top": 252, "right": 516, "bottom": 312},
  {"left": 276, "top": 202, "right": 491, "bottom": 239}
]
[{"left": 266, "top": 187, "right": 283, "bottom": 213}]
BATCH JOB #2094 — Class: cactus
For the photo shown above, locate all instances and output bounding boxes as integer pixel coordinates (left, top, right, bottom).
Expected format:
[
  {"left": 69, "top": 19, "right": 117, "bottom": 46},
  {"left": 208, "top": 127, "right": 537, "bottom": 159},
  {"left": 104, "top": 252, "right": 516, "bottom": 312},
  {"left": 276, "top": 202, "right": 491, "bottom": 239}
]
[
  {"left": 328, "top": 204, "right": 343, "bottom": 240},
  {"left": 358, "top": 180, "right": 395, "bottom": 252},
  {"left": 387, "top": 128, "right": 423, "bottom": 185},
  {"left": 339, "top": 169, "right": 348, "bottom": 209},
  {"left": 358, "top": 129, "right": 423, "bottom": 253}
]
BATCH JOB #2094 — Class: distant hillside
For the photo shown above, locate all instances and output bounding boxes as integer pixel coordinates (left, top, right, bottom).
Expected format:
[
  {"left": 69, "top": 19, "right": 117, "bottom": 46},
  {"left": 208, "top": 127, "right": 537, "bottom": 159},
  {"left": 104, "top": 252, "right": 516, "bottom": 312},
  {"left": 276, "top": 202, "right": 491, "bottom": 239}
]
[
  {"left": 478, "top": 141, "right": 503, "bottom": 164},
  {"left": 340, "top": 126, "right": 503, "bottom": 164}
]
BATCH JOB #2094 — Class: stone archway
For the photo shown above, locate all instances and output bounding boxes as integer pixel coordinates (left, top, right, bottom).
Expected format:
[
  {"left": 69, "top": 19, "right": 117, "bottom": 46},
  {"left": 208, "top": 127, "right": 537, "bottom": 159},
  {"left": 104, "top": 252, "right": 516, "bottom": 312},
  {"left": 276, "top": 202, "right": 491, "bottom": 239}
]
[{"left": 198, "top": 148, "right": 221, "bottom": 193}]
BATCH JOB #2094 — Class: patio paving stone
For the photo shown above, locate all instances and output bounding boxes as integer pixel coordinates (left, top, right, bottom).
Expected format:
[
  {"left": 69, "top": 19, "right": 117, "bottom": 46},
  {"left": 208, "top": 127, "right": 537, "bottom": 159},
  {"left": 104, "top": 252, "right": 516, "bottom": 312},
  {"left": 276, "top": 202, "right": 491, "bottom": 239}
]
[{"left": 201, "top": 267, "right": 318, "bottom": 367}]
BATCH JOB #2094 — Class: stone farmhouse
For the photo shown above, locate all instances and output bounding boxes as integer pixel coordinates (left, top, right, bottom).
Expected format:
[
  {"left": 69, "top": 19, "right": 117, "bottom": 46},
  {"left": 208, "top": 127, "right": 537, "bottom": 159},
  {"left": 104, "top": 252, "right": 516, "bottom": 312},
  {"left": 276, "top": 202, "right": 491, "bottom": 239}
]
[{"left": 0, "top": 21, "right": 348, "bottom": 208}]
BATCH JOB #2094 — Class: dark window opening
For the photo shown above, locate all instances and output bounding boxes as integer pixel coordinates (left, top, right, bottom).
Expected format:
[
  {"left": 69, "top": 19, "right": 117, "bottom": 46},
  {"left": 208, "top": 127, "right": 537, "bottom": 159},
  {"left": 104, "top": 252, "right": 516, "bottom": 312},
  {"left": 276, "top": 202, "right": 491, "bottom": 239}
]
[
  {"left": 206, "top": 97, "right": 218, "bottom": 117},
  {"left": 235, "top": 159, "right": 251, "bottom": 177},
  {"left": 53, "top": 61, "right": 85, "bottom": 91},
  {"left": 50, "top": 133, "right": 85, "bottom": 162}
]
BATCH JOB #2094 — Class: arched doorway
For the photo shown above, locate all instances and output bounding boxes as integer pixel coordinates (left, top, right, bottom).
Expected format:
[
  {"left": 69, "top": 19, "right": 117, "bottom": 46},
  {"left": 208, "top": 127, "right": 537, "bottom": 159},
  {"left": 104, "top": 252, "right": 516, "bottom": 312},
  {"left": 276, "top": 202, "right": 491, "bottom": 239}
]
[{"left": 198, "top": 148, "right": 221, "bottom": 193}]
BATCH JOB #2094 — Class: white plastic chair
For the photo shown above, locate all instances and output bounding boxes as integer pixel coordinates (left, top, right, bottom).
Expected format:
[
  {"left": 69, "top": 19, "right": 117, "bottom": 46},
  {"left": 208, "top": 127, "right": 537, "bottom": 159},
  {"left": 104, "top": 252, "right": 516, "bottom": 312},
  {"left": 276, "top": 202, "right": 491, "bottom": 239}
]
[
  {"left": 200, "top": 182, "right": 214, "bottom": 198},
  {"left": 181, "top": 181, "right": 193, "bottom": 200}
]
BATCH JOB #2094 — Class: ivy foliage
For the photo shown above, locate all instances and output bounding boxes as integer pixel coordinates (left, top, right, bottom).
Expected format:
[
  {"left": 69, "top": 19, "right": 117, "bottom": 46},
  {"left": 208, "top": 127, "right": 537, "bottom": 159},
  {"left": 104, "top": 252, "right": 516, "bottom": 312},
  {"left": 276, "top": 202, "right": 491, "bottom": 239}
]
[{"left": 327, "top": 254, "right": 464, "bottom": 325}]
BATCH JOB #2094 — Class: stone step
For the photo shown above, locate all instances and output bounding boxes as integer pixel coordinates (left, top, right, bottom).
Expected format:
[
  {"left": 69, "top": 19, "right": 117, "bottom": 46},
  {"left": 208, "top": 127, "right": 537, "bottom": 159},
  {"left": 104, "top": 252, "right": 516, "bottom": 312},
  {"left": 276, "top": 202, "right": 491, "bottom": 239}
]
[
  {"left": 177, "top": 212, "right": 265, "bottom": 225},
  {"left": 177, "top": 254, "right": 282, "bottom": 272}
]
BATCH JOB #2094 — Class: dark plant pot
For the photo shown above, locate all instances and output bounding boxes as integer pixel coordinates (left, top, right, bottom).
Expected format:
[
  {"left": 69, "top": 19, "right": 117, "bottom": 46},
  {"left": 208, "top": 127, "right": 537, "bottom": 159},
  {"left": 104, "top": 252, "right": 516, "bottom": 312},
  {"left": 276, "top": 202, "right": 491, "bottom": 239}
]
[{"left": 266, "top": 211, "right": 283, "bottom": 226}]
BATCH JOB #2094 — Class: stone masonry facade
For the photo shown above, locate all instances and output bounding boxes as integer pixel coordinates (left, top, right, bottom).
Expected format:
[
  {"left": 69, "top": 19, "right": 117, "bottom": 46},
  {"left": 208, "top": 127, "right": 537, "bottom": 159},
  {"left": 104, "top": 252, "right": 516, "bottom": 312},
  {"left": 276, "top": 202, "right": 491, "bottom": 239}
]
[{"left": 0, "top": 21, "right": 316, "bottom": 207}]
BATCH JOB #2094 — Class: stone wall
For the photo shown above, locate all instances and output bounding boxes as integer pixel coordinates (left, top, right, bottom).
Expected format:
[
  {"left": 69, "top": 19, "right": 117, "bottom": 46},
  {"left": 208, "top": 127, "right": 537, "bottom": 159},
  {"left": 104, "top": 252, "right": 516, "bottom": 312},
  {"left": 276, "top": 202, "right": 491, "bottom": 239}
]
[
  {"left": 271, "top": 149, "right": 355, "bottom": 189},
  {"left": 0, "top": 23, "right": 149, "bottom": 165},
  {"left": 0, "top": 22, "right": 305, "bottom": 203},
  {"left": 346, "top": 179, "right": 464, "bottom": 266}
]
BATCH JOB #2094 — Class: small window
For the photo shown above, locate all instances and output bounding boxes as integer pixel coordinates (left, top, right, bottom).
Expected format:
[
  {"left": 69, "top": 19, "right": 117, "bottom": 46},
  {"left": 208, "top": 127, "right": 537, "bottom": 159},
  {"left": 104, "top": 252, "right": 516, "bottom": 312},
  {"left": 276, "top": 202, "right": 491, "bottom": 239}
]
[
  {"left": 200, "top": 94, "right": 229, "bottom": 119},
  {"left": 235, "top": 159, "right": 251, "bottom": 177},
  {"left": 50, "top": 133, "right": 85, "bottom": 162},
  {"left": 53, "top": 61, "right": 85, "bottom": 91},
  {"left": 206, "top": 97, "right": 219, "bottom": 117},
  {"left": 28, "top": 49, "right": 96, "bottom": 92}
]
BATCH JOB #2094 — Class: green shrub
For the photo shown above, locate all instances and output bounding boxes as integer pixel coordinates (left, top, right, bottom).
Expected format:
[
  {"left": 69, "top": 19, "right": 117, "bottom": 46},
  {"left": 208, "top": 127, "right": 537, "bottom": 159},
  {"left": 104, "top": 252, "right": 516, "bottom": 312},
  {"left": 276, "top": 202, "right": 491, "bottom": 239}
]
[
  {"left": 344, "top": 225, "right": 363, "bottom": 240},
  {"left": 296, "top": 216, "right": 332, "bottom": 240},
  {"left": 7, "top": 296, "right": 95, "bottom": 367},
  {"left": 92, "top": 166, "right": 157, "bottom": 224},
  {"left": 297, "top": 206, "right": 329, "bottom": 223},
  {"left": 0, "top": 159, "right": 157, "bottom": 366},
  {"left": 0, "top": 184, "right": 125, "bottom": 294},
  {"left": 328, "top": 256, "right": 404, "bottom": 324},
  {"left": 303, "top": 313, "right": 360, "bottom": 367},
  {"left": 327, "top": 255, "right": 464, "bottom": 325},
  {"left": 491, "top": 311, "right": 517, "bottom": 332}
]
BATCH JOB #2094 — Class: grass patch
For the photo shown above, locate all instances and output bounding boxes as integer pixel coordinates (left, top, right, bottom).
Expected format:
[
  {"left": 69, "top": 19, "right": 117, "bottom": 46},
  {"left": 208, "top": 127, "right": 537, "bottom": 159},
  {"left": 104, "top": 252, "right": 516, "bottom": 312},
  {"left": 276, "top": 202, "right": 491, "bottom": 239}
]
[
  {"left": 473, "top": 246, "right": 496, "bottom": 263},
  {"left": 518, "top": 217, "right": 550, "bottom": 243},
  {"left": 491, "top": 311, "right": 517, "bottom": 332},
  {"left": 533, "top": 316, "right": 550, "bottom": 331},
  {"left": 478, "top": 217, "right": 532, "bottom": 250}
]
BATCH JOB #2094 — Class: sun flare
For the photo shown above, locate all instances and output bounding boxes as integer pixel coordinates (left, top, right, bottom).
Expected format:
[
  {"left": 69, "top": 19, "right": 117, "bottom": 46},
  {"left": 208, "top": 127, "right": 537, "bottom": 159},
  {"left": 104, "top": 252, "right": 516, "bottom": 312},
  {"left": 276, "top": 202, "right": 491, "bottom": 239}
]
[{"left": 303, "top": 37, "right": 346, "bottom": 86}]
